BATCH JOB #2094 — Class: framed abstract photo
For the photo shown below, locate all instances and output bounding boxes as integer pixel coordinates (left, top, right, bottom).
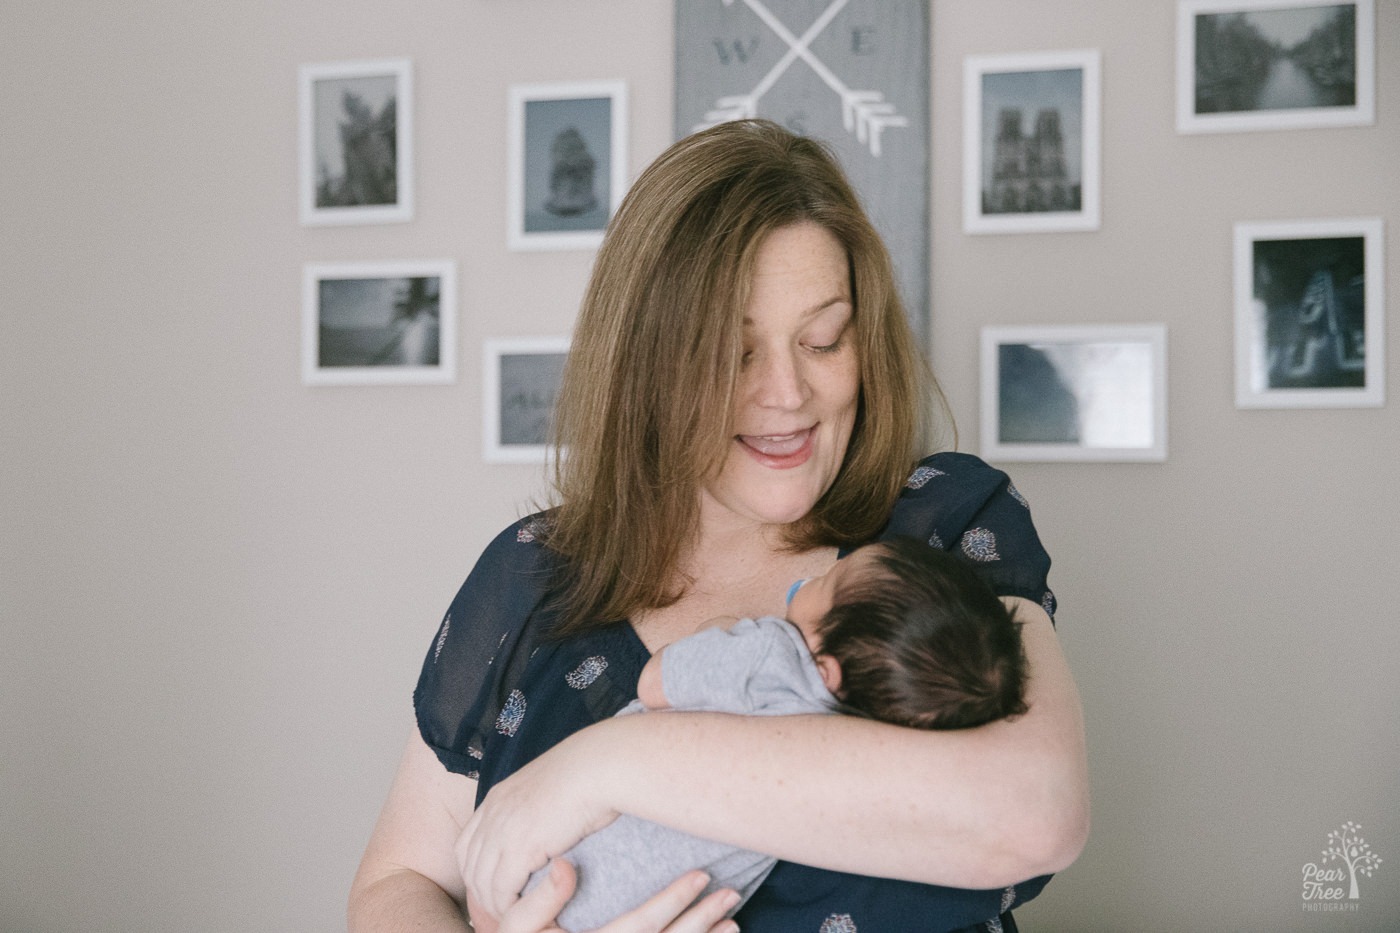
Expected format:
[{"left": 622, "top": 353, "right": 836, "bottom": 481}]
[
  {"left": 963, "top": 49, "right": 1101, "bottom": 235},
  {"left": 981, "top": 325, "right": 1168, "bottom": 462},
  {"left": 299, "top": 58, "right": 413, "bottom": 225},
  {"left": 507, "top": 81, "right": 627, "bottom": 251},
  {"left": 483, "top": 337, "right": 571, "bottom": 462},
  {"left": 301, "top": 260, "right": 456, "bottom": 386},
  {"left": 1176, "top": 0, "right": 1375, "bottom": 133},
  {"left": 1234, "top": 218, "right": 1384, "bottom": 408}
]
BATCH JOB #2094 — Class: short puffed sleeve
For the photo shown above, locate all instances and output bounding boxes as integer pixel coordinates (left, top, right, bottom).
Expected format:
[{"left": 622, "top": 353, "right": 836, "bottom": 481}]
[
  {"left": 413, "top": 514, "right": 560, "bottom": 778},
  {"left": 882, "top": 452, "right": 1057, "bottom": 621}
]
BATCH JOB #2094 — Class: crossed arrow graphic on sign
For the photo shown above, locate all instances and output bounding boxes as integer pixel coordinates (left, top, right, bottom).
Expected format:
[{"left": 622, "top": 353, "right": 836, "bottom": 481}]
[{"left": 694, "top": 0, "right": 909, "bottom": 157}]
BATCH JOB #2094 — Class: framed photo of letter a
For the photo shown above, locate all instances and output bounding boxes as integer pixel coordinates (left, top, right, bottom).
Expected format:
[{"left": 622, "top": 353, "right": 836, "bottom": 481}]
[
  {"left": 483, "top": 337, "right": 572, "bottom": 462},
  {"left": 507, "top": 82, "right": 628, "bottom": 251},
  {"left": 302, "top": 260, "right": 456, "bottom": 386},
  {"left": 1177, "top": 0, "right": 1375, "bottom": 134},
  {"left": 963, "top": 49, "right": 1101, "bottom": 235},
  {"left": 981, "top": 325, "right": 1168, "bottom": 462},
  {"left": 1234, "top": 218, "right": 1384, "bottom": 408},
  {"left": 299, "top": 59, "right": 413, "bottom": 225}
]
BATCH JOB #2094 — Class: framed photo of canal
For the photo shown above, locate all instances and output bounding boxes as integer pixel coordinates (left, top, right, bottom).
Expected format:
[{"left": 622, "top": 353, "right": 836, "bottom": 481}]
[
  {"left": 1176, "top": 0, "right": 1375, "bottom": 134},
  {"left": 1234, "top": 218, "right": 1385, "bottom": 408},
  {"left": 962, "top": 49, "right": 1101, "bottom": 235},
  {"left": 302, "top": 260, "right": 458, "bottom": 387},
  {"left": 507, "top": 81, "right": 628, "bottom": 251}
]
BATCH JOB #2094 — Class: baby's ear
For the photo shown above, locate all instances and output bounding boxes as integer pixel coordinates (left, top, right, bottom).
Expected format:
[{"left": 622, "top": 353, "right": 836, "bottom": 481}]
[{"left": 814, "top": 653, "right": 843, "bottom": 695}]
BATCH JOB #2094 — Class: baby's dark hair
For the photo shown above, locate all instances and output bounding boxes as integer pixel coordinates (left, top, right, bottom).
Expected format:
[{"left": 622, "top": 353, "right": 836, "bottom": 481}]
[{"left": 813, "top": 536, "right": 1029, "bottom": 730}]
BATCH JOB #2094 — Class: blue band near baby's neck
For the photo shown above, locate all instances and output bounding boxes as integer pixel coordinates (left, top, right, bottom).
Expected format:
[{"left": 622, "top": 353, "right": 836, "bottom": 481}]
[{"left": 786, "top": 578, "right": 807, "bottom": 609}]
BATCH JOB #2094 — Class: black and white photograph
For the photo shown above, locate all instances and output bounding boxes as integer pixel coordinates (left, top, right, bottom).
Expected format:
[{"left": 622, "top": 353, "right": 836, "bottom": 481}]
[
  {"left": 1176, "top": 0, "right": 1375, "bottom": 133},
  {"left": 483, "top": 337, "right": 571, "bottom": 462},
  {"left": 1234, "top": 218, "right": 1384, "bottom": 408},
  {"left": 674, "top": 0, "right": 931, "bottom": 343},
  {"left": 981, "top": 325, "right": 1167, "bottom": 462},
  {"left": 963, "top": 49, "right": 1101, "bottom": 234},
  {"left": 507, "top": 82, "right": 627, "bottom": 251},
  {"left": 298, "top": 59, "right": 413, "bottom": 225},
  {"left": 301, "top": 261, "right": 456, "bottom": 386}
]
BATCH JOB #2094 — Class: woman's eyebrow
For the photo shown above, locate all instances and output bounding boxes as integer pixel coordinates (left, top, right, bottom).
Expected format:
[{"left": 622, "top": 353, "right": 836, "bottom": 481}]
[{"left": 743, "top": 295, "right": 853, "bottom": 326}]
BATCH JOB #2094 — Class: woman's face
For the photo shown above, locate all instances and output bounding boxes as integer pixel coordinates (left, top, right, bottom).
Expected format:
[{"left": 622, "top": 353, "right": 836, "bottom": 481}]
[{"left": 700, "top": 221, "right": 860, "bottom": 531}]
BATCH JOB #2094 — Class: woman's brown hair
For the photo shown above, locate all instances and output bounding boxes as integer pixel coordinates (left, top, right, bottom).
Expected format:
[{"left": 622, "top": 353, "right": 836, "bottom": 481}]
[{"left": 541, "top": 119, "right": 942, "bottom": 637}]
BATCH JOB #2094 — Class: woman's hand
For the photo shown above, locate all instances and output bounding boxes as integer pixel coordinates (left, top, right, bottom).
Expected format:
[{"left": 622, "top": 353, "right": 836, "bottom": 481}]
[
  {"left": 457, "top": 733, "right": 617, "bottom": 919},
  {"left": 489, "top": 860, "right": 738, "bottom": 933}
]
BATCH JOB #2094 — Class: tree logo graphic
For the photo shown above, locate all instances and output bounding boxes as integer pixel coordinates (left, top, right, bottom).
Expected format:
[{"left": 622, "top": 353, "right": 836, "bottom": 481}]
[{"left": 1302, "top": 821, "right": 1383, "bottom": 904}]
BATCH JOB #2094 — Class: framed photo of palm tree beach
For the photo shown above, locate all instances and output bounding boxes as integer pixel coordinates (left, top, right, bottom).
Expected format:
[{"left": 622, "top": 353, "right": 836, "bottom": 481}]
[
  {"left": 1176, "top": 0, "right": 1375, "bottom": 133},
  {"left": 301, "top": 260, "right": 457, "bottom": 386},
  {"left": 299, "top": 58, "right": 413, "bottom": 225}
]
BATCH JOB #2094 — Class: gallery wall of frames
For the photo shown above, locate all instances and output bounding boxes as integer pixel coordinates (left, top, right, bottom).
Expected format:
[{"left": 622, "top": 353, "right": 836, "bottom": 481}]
[{"left": 297, "top": 0, "right": 1383, "bottom": 464}]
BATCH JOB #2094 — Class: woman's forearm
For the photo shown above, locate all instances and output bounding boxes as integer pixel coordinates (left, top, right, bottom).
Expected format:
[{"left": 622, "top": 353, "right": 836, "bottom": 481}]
[{"left": 586, "top": 604, "right": 1088, "bottom": 889}]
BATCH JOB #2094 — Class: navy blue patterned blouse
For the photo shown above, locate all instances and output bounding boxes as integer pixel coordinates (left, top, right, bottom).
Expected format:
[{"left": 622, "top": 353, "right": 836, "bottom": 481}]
[{"left": 415, "top": 452, "right": 1057, "bottom": 933}]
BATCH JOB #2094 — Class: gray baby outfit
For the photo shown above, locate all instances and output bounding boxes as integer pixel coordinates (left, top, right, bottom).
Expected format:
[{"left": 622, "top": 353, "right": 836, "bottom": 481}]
[{"left": 526, "top": 616, "right": 835, "bottom": 932}]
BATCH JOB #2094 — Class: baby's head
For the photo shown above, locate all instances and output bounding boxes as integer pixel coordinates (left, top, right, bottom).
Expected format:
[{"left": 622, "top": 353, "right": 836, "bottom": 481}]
[{"left": 786, "top": 536, "right": 1028, "bottom": 730}]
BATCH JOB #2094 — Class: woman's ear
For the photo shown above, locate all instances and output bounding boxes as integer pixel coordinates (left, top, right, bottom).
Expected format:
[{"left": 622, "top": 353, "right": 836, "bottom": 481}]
[{"left": 814, "top": 653, "right": 843, "bottom": 695}]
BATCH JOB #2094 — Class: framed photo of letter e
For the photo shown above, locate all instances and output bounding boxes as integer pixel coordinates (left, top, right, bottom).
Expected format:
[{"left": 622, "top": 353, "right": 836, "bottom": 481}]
[
  {"left": 981, "top": 325, "right": 1167, "bottom": 462},
  {"left": 1234, "top": 218, "right": 1384, "bottom": 408},
  {"left": 674, "top": 0, "right": 930, "bottom": 344}
]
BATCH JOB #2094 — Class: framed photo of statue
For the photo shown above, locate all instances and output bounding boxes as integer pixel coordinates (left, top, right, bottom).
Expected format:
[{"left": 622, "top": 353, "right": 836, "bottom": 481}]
[
  {"left": 507, "top": 81, "right": 628, "bottom": 251},
  {"left": 1234, "top": 218, "right": 1384, "bottom": 408},
  {"left": 299, "top": 58, "right": 413, "bottom": 226},
  {"left": 301, "top": 260, "right": 457, "bottom": 386},
  {"left": 963, "top": 49, "right": 1101, "bottom": 235},
  {"left": 980, "top": 324, "right": 1168, "bottom": 463},
  {"left": 1176, "top": 0, "right": 1375, "bottom": 134},
  {"left": 674, "top": 0, "right": 931, "bottom": 344},
  {"left": 483, "top": 337, "right": 572, "bottom": 462}
]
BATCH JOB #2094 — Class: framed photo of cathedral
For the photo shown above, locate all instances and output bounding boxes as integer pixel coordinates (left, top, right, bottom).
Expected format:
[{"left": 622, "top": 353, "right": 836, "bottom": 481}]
[
  {"left": 507, "top": 81, "right": 628, "bottom": 251},
  {"left": 1234, "top": 217, "right": 1384, "bottom": 408},
  {"left": 963, "top": 49, "right": 1101, "bottom": 235},
  {"left": 1176, "top": 0, "right": 1375, "bottom": 134},
  {"left": 299, "top": 58, "right": 413, "bottom": 226}
]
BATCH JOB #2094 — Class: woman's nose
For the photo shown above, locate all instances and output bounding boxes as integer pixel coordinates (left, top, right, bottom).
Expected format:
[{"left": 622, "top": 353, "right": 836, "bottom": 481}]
[{"left": 749, "top": 347, "right": 809, "bottom": 410}]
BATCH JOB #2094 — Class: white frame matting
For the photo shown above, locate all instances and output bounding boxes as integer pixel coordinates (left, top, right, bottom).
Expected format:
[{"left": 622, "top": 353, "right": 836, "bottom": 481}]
[
  {"left": 1234, "top": 217, "right": 1384, "bottom": 408},
  {"left": 483, "top": 336, "right": 572, "bottom": 462},
  {"left": 507, "top": 81, "right": 628, "bottom": 251},
  {"left": 963, "top": 48, "right": 1101, "bottom": 235},
  {"left": 299, "top": 58, "right": 414, "bottom": 225},
  {"left": 1176, "top": 0, "right": 1375, "bottom": 134},
  {"left": 302, "top": 260, "right": 457, "bottom": 386},
  {"left": 981, "top": 324, "right": 1168, "bottom": 462}
]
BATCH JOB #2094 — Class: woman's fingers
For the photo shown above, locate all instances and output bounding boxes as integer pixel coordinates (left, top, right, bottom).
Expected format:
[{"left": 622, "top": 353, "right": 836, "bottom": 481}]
[
  {"left": 594, "top": 872, "right": 740, "bottom": 933},
  {"left": 495, "top": 859, "right": 575, "bottom": 933}
]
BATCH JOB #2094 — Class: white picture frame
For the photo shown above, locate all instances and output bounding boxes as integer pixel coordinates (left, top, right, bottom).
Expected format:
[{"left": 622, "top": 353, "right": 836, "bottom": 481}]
[
  {"left": 963, "top": 48, "right": 1101, "bottom": 235},
  {"left": 302, "top": 260, "right": 456, "bottom": 386},
  {"left": 1234, "top": 217, "right": 1384, "bottom": 408},
  {"left": 981, "top": 324, "right": 1168, "bottom": 462},
  {"left": 507, "top": 81, "right": 628, "bottom": 251},
  {"left": 299, "top": 58, "right": 414, "bottom": 225},
  {"left": 483, "top": 337, "right": 572, "bottom": 462},
  {"left": 1176, "top": 0, "right": 1375, "bottom": 134}
]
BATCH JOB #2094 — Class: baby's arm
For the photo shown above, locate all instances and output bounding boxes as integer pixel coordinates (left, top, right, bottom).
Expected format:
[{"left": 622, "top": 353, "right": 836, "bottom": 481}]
[{"left": 636, "top": 615, "right": 743, "bottom": 711}]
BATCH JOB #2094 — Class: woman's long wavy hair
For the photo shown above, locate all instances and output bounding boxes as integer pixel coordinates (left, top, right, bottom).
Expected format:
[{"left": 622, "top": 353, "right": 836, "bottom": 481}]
[{"left": 540, "top": 119, "right": 945, "bottom": 637}]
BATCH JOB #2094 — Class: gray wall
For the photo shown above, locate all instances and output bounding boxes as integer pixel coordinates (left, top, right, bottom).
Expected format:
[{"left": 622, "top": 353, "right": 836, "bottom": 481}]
[{"left": 2, "top": 2, "right": 1395, "bottom": 931}]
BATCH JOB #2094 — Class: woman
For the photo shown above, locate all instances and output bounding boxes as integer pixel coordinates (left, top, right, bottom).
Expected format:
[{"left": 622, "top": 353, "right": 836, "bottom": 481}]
[{"left": 350, "top": 120, "right": 1088, "bottom": 933}]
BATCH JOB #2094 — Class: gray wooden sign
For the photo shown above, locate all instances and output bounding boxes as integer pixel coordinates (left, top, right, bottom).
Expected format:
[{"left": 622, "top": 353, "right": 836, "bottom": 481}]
[{"left": 675, "top": 0, "right": 930, "bottom": 342}]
